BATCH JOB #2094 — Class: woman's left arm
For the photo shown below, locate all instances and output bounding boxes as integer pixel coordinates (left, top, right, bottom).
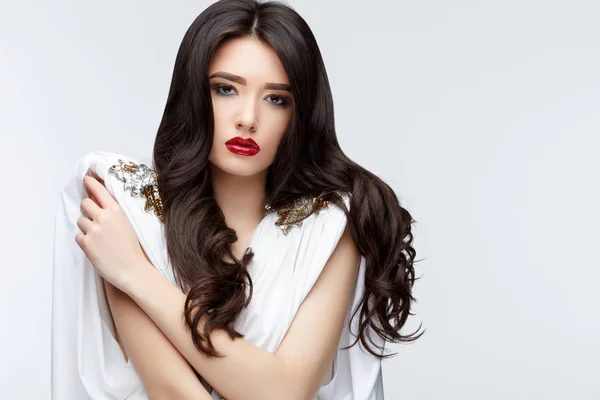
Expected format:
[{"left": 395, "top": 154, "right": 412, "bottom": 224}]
[
  {"left": 78, "top": 175, "right": 360, "bottom": 400},
  {"left": 126, "top": 224, "right": 359, "bottom": 400}
]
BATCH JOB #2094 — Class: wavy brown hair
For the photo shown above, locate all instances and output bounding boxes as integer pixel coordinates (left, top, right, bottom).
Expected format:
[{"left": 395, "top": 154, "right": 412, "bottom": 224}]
[{"left": 152, "top": 0, "right": 423, "bottom": 359}]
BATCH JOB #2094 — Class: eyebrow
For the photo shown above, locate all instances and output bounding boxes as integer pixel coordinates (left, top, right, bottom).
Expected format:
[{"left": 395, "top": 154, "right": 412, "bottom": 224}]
[{"left": 208, "top": 71, "right": 292, "bottom": 93}]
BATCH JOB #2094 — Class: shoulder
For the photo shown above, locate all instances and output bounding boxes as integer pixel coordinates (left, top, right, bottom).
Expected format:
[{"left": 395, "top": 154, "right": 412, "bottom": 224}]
[
  {"left": 311, "top": 191, "right": 352, "bottom": 234},
  {"left": 76, "top": 151, "right": 153, "bottom": 169},
  {"left": 313, "top": 191, "right": 359, "bottom": 275},
  {"left": 75, "top": 151, "right": 164, "bottom": 222},
  {"left": 320, "top": 192, "right": 358, "bottom": 266},
  {"left": 267, "top": 191, "right": 350, "bottom": 236}
]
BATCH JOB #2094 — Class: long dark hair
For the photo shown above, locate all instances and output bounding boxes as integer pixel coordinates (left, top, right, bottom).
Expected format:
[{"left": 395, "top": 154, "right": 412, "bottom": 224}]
[{"left": 152, "top": 0, "right": 423, "bottom": 358}]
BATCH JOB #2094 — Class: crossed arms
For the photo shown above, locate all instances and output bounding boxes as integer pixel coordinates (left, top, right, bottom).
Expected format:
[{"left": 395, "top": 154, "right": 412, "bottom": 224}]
[{"left": 104, "top": 223, "right": 360, "bottom": 400}]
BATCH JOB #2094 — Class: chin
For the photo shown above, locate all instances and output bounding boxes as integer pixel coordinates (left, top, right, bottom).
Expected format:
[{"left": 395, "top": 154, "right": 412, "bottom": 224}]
[{"left": 209, "top": 158, "right": 267, "bottom": 177}]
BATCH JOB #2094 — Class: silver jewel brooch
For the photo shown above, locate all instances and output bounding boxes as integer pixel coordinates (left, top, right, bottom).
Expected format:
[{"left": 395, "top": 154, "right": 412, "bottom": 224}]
[{"left": 108, "top": 159, "right": 164, "bottom": 222}]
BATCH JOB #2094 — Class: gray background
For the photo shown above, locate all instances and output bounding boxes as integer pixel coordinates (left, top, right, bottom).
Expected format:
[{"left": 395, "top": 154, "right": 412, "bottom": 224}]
[{"left": 1, "top": 0, "right": 599, "bottom": 398}]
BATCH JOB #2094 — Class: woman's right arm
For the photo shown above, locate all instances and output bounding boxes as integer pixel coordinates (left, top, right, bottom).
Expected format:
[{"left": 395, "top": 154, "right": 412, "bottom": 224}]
[{"left": 103, "top": 278, "right": 214, "bottom": 400}]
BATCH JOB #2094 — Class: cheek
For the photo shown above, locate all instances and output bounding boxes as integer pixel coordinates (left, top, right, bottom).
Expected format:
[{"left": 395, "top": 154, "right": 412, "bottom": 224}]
[
  {"left": 261, "top": 112, "right": 292, "bottom": 153},
  {"left": 211, "top": 97, "right": 232, "bottom": 131},
  {"left": 208, "top": 100, "right": 229, "bottom": 162},
  {"left": 210, "top": 99, "right": 237, "bottom": 154}
]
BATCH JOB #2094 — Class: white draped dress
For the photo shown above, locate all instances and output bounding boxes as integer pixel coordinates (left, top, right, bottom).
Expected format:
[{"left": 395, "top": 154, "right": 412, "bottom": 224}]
[{"left": 51, "top": 151, "right": 385, "bottom": 399}]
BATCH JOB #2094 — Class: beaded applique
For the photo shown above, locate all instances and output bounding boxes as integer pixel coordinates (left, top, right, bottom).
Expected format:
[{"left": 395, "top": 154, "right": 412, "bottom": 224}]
[
  {"left": 265, "top": 195, "right": 330, "bottom": 235},
  {"left": 108, "top": 159, "right": 164, "bottom": 222},
  {"left": 108, "top": 159, "right": 332, "bottom": 231}
]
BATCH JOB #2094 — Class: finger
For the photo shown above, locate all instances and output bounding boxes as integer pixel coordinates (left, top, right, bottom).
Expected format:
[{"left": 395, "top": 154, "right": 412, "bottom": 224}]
[
  {"left": 83, "top": 185, "right": 101, "bottom": 208},
  {"left": 86, "top": 170, "right": 105, "bottom": 186},
  {"left": 81, "top": 197, "right": 102, "bottom": 221},
  {"left": 76, "top": 215, "right": 94, "bottom": 234},
  {"left": 83, "top": 175, "right": 113, "bottom": 209},
  {"left": 83, "top": 173, "right": 101, "bottom": 206},
  {"left": 74, "top": 232, "right": 86, "bottom": 248}
]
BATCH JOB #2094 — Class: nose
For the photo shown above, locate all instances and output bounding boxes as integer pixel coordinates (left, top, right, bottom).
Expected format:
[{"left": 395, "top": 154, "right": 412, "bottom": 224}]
[{"left": 235, "top": 97, "right": 258, "bottom": 133}]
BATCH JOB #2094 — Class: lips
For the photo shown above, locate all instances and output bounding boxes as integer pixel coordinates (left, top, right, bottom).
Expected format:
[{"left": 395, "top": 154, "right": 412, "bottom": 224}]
[{"left": 224, "top": 136, "right": 260, "bottom": 156}]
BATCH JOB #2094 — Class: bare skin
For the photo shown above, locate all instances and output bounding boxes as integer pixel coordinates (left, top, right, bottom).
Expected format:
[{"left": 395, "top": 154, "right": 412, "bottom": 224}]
[{"left": 207, "top": 36, "right": 293, "bottom": 260}]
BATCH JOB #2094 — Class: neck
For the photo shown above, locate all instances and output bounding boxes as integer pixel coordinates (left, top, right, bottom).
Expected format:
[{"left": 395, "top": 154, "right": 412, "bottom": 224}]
[{"left": 210, "top": 164, "right": 268, "bottom": 230}]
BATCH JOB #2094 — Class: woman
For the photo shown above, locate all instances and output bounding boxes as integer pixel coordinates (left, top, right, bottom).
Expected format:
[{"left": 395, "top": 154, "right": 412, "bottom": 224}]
[{"left": 51, "top": 0, "right": 421, "bottom": 398}]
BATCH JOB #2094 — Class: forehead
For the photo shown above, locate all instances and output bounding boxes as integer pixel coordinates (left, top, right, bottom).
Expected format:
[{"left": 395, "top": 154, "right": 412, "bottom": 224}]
[{"left": 208, "top": 36, "right": 290, "bottom": 85}]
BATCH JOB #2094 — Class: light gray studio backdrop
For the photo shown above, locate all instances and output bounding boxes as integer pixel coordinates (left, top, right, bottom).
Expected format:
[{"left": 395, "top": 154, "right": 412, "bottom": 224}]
[{"left": 1, "top": 0, "right": 599, "bottom": 398}]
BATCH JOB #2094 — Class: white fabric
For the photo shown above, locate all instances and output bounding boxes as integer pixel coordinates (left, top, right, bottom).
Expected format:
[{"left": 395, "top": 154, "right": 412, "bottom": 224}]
[{"left": 51, "top": 151, "right": 385, "bottom": 400}]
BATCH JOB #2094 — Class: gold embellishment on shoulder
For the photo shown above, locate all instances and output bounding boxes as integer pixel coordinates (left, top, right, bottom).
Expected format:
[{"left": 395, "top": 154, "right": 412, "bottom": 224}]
[
  {"left": 108, "top": 159, "right": 164, "bottom": 222},
  {"left": 266, "top": 196, "right": 330, "bottom": 235}
]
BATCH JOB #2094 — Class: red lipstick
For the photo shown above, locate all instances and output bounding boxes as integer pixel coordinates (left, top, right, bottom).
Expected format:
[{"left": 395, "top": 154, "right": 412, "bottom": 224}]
[{"left": 225, "top": 137, "right": 260, "bottom": 156}]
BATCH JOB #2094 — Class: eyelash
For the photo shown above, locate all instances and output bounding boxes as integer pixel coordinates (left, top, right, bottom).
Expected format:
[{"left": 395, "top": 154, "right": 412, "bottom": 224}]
[{"left": 210, "top": 83, "right": 291, "bottom": 107}]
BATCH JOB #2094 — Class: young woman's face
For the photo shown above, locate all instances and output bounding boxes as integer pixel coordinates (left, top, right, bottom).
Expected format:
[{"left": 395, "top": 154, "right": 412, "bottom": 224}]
[{"left": 207, "top": 36, "right": 294, "bottom": 177}]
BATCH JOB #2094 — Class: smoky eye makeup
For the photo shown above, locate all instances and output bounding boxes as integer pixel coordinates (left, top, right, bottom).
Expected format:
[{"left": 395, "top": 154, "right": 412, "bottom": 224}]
[
  {"left": 265, "top": 94, "right": 291, "bottom": 107},
  {"left": 210, "top": 82, "right": 237, "bottom": 96},
  {"left": 209, "top": 82, "right": 292, "bottom": 107}
]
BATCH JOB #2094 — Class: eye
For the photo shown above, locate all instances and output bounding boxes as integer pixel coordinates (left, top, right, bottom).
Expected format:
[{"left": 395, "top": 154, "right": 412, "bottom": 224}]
[
  {"left": 265, "top": 94, "right": 290, "bottom": 107},
  {"left": 211, "top": 83, "right": 237, "bottom": 96}
]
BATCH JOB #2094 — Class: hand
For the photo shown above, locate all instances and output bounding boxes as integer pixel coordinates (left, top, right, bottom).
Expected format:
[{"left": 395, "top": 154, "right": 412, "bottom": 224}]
[{"left": 75, "top": 172, "right": 149, "bottom": 292}]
